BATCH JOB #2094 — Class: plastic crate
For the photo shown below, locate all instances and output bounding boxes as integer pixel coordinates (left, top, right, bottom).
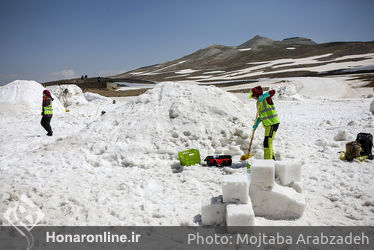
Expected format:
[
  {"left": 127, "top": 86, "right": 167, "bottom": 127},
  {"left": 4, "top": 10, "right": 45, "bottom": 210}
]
[{"left": 178, "top": 149, "right": 201, "bottom": 166}]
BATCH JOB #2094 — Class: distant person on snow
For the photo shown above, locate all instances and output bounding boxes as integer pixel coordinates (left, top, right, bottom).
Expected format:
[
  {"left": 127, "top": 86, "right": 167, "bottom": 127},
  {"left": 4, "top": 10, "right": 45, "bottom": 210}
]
[
  {"left": 41, "top": 89, "right": 54, "bottom": 136},
  {"left": 249, "top": 86, "right": 280, "bottom": 160}
]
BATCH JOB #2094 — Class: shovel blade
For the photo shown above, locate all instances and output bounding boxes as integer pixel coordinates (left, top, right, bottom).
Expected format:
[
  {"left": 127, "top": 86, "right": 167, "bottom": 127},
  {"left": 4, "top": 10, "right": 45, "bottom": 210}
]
[{"left": 240, "top": 154, "right": 254, "bottom": 161}]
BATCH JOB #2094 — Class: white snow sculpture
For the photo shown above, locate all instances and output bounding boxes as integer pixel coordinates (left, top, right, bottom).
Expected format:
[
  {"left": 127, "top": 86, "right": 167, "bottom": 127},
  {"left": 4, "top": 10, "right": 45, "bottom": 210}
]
[{"left": 249, "top": 159, "right": 306, "bottom": 219}]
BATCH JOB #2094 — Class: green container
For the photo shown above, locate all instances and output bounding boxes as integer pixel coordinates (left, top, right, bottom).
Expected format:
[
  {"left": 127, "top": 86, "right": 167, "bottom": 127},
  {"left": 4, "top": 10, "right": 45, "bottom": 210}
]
[{"left": 178, "top": 149, "right": 201, "bottom": 166}]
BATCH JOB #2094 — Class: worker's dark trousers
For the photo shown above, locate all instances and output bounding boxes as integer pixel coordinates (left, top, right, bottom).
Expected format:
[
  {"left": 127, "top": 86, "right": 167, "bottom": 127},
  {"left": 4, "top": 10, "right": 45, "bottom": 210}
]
[{"left": 41, "top": 116, "right": 53, "bottom": 135}]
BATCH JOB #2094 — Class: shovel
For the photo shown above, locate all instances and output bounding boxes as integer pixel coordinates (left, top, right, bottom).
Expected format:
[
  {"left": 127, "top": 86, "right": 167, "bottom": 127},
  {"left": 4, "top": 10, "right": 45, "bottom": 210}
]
[{"left": 240, "top": 103, "right": 260, "bottom": 161}]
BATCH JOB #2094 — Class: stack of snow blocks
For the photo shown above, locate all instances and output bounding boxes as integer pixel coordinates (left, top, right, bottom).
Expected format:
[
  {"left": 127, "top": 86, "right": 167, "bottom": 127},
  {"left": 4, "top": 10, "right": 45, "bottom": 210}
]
[
  {"left": 223, "top": 175, "right": 255, "bottom": 227},
  {"left": 249, "top": 159, "right": 306, "bottom": 219},
  {"left": 201, "top": 175, "right": 255, "bottom": 227}
]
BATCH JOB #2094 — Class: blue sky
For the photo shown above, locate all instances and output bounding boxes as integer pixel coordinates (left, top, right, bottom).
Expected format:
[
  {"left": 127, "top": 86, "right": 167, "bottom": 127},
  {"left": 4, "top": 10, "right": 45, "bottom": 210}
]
[{"left": 0, "top": 0, "right": 373, "bottom": 84}]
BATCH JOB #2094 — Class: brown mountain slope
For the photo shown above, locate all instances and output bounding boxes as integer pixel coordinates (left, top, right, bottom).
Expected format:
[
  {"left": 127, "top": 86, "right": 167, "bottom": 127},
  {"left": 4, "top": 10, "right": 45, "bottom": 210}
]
[{"left": 113, "top": 36, "right": 374, "bottom": 83}]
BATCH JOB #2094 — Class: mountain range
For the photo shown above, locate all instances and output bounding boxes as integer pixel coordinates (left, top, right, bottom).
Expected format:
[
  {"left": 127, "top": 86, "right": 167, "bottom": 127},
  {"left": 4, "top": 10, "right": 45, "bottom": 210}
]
[
  {"left": 111, "top": 35, "right": 374, "bottom": 84},
  {"left": 43, "top": 35, "right": 374, "bottom": 90}
]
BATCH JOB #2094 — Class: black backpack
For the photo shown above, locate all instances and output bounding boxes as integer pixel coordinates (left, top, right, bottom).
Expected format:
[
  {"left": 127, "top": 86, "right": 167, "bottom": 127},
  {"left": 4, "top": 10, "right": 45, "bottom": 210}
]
[{"left": 356, "top": 133, "right": 373, "bottom": 160}]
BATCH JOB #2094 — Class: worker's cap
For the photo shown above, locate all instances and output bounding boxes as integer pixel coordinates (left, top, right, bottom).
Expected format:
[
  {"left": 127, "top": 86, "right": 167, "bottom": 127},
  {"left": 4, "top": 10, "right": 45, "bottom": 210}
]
[
  {"left": 43, "top": 89, "right": 51, "bottom": 97},
  {"left": 249, "top": 86, "right": 263, "bottom": 99}
]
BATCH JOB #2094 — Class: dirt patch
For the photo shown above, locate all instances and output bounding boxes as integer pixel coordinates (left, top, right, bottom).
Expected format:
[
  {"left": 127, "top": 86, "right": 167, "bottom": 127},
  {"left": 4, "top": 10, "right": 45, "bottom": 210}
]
[
  {"left": 348, "top": 74, "right": 374, "bottom": 87},
  {"left": 83, "top": 88, "right": 151, "bottom": 97},
  {"left": 227, "top": 87, "right": 270, "bottom": 94},
  {"left": 227, "top": 88, "right": 251, "bottom": 93},
  {"left": 199, "top": 80, "right": 258, "bottom": 87}
]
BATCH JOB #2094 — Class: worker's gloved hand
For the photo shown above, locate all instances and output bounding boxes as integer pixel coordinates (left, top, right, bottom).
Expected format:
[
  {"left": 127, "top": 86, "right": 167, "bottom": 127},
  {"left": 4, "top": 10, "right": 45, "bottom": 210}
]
[
  {"left": 258, "top": 92, "right": 270, "bottom": 102},
  {"left": 253, "top": 117, "right": 261, "bottom": 130}
]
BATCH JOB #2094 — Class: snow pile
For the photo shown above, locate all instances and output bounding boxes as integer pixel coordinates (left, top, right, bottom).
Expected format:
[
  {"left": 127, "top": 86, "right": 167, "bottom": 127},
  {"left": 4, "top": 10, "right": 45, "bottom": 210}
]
[
  {"left": 273, "top": 83, "right": 303, "bottom": 101},
  {"left": 63, "top": 82, "right": 251, "bottom": 169},
  {"left": 36, "top": 82, "right": 250, "bottom": 171},
  {"left": 275, "top": 83, "right": 297, "bottom": 97},
  {"left": 0, "top": 82, "right": 253, "bottom": 226},
  {"left": 50, "top": 84, "right": 88, "bottom": 107},
  {"left": 84, "top": 92, "right": 112, "bottom": 103},
  {"left": 333, "top": 130, "right": 349, "bottom": 141},
  {"left": 370, "top": 99, "right": 374, "bottom": 115},
  {"left": 0, "top": 80, "right": 64, "bottom": 114}
]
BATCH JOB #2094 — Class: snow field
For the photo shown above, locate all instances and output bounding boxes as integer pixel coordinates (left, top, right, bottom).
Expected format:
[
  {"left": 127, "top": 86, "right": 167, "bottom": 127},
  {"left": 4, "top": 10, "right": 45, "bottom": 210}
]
[
  {"left": 0, "top": 77, "right": 373, "bottom": 226},
  {"left": 199, "top": 53, "right": 374, "bottom": 81},
  {"left": 0, "top": 81, "right": 253, "bottom": 225},
  {"left": 273, "top": 98, "right": 374, "bottom": 225}
]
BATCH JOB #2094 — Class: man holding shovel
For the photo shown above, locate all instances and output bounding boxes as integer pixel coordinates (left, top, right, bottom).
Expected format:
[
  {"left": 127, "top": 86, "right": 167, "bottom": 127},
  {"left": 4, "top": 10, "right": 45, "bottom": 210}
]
[{"left": 241, "top": 86, "right": 280, "bottom": 161}]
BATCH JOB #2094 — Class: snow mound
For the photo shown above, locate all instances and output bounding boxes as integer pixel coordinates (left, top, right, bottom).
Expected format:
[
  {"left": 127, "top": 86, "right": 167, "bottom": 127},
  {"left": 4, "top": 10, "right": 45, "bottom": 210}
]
[
  {"left": 370, "top": 99, "right": 374, "bottom": 115},
  {"left": 0, "top": 80, "right": 64, "bottom": 114},
  {"left": 274, "top": 83, "right": 303, "bottom": 100},
  {"left": 277, "top": 84, "right": 297, "bottom": 96},
  {"left": 55, "top": 82, "right": 251, "bottom": 169},
  {"left": 50, "top": 84, "right": 88, "bottom": 107},
  {"left": 84, "top": 92, "right": 112, "bottom": 103},
  {"left": 333, "top": 130, "right": 349, "bottom": 141}
]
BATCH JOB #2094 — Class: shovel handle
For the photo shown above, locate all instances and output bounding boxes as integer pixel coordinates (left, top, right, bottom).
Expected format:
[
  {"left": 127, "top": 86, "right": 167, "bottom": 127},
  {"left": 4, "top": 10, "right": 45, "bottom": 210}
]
[{"left": 246, "top": 102, "right": 260, "bottom": 156}]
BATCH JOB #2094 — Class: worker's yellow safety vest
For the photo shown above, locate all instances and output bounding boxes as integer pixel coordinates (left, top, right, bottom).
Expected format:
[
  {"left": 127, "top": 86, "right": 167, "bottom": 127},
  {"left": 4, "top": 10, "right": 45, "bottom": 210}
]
[
  {"left": 43, "top": 99, "right": 53, "bottom": 115},
  {"left": 258, "top": 99, "right": 279, "bottom": 127}
]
